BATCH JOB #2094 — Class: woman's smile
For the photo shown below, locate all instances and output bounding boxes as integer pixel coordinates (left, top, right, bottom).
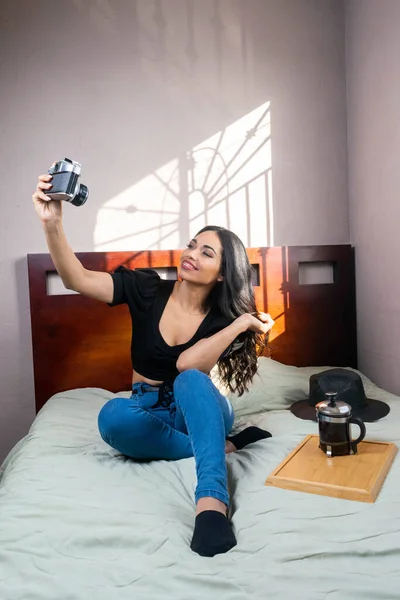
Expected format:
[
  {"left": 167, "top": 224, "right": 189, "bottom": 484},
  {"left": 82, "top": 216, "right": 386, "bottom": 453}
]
[{"left": 181, "top": 259, "right": 198, "bottom": 271}]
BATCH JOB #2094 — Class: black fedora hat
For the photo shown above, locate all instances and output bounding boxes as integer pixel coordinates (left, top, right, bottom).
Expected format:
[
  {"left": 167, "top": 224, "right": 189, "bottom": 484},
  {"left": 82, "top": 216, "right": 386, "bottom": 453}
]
[{"left": 290, "top": 368, "right": 390, "bottom": 422}]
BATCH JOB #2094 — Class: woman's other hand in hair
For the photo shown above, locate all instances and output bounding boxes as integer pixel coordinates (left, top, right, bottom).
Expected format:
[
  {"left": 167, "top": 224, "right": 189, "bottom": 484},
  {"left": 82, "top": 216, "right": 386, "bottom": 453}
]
[{"left": 236, "top": 312, "right": 275, "bottom": 335}]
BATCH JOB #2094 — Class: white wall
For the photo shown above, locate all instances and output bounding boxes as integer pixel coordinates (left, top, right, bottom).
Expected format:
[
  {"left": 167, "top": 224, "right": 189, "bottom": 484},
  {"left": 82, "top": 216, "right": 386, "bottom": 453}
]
[
  {"left": 346, "top": 0, "right": 400, "bottom": 395},
  {"left": 0, "top": 0, "right": 348, "bottom": 461}
]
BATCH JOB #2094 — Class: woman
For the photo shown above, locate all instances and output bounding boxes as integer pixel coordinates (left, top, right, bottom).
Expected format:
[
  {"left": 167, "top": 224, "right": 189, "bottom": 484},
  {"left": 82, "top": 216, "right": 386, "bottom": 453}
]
[{"left": 33, "top": 172, "right": 274, "bottom": 557}]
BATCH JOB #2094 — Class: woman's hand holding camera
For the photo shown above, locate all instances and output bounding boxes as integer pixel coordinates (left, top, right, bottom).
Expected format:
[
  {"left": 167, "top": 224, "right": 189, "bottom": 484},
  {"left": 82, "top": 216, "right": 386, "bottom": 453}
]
[
  {"left": 32, "top": 174, "right": 62, "bottom": 224},
  {"left": 236, "top": 312, "right": 275, "bottom": 335}
]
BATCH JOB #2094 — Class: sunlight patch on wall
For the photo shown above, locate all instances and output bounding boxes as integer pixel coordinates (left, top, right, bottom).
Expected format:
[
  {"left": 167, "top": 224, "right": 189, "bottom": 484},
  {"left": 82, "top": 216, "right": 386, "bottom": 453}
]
[
  {"left": 94, "top": 157, "right": 181, "bottom": 251},
  {"left": 94, "top": 101, "right": 273, "bottom": 251}
]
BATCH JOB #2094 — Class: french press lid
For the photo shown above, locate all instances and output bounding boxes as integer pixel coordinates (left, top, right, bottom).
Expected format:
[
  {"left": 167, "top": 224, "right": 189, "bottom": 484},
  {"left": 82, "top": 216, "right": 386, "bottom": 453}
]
[{"left": 315, "top": 392, "right": 352, "bottom": 417}]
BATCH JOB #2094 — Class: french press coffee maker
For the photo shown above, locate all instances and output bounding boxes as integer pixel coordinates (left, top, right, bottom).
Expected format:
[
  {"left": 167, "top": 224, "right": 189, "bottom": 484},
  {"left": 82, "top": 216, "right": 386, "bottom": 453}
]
[{"left": 316, "top": 392, "right": 366, "bottom": 456}]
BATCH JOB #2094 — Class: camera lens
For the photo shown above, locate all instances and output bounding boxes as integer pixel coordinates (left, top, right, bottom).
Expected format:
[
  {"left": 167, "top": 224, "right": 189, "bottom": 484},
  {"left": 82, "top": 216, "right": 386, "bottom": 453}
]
[{"left": 71, "top": 184, "right": 89, "bottom": 207}]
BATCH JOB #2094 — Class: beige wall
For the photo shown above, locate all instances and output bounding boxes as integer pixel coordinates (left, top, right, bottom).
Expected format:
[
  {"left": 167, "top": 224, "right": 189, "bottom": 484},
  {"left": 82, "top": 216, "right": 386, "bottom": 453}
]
[
  {"left": 0, "top": 0, "right": 348, "bottom": 461},
  {"left": 346, "top": 0, "right": 400, "bottom": 396}
]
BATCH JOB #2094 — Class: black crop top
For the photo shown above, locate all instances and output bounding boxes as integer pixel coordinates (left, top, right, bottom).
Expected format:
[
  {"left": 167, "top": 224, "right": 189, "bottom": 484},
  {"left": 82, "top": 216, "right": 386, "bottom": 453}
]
[{"left": 109, "top": 267, "right": 237, "bottom": 381}]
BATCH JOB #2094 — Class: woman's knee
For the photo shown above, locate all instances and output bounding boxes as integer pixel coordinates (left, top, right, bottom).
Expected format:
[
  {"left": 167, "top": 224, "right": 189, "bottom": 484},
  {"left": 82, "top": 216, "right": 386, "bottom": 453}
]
[
  {"left": 98, "top": 398, "right": 170, "bottom": 459},
  {"left": 98, "top": 397, "right": 138, "bottom": 443},
  {"left": 174, "top": 369, "right": 210, "bottom": 395}
]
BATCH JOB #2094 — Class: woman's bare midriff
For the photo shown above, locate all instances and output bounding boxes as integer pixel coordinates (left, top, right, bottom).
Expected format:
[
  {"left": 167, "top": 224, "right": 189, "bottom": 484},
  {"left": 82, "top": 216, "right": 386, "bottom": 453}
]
[{"left": 131, "top": 369, "right": 164, "bottom": 386}]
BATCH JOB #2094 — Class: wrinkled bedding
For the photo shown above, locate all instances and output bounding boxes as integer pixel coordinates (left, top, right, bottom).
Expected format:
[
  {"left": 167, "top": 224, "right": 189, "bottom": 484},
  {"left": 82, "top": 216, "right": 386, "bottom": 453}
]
[{"left": 1, "top": 361, "right": 400, "bottom": 600}]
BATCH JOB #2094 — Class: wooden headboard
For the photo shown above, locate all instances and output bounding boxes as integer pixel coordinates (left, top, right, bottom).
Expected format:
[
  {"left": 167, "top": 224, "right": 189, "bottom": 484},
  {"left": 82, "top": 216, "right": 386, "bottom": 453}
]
[{"left": 27, "top": 245, "right": 357, "bottom": 412}]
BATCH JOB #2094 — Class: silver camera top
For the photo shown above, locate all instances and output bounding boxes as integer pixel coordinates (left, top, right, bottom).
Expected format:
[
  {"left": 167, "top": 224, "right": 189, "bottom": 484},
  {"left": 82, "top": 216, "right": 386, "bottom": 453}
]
[{"left": 48, "top": 158, "right": 81, "bottom": 176}]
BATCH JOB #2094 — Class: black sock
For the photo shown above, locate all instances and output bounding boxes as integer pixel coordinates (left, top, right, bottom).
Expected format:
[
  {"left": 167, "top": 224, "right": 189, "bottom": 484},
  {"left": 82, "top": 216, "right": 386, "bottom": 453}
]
[
  {"left": 227, "top": 426, "right": 272, "bottom": 450},
  {"left": 190, "top": 510, "right": 237, "bottom": 557}
]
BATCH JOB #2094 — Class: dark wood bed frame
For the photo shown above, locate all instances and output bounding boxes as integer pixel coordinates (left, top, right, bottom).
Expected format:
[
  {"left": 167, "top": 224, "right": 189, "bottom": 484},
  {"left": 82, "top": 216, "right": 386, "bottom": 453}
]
[{"left": 27, "top": 245, "right": 357, "bottom": 412}]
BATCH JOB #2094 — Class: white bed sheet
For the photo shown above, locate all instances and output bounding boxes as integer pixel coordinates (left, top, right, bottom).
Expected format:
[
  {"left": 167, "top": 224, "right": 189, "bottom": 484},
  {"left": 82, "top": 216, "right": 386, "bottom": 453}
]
[{"left": 1, "top": 365, "right": 400, "bottom": 600}]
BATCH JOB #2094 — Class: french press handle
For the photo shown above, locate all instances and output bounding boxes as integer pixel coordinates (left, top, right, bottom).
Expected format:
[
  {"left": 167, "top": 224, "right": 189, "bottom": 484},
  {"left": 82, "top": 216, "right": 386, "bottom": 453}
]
[{"left": 350, "top": 416, "right": 366, "bottom": 453}]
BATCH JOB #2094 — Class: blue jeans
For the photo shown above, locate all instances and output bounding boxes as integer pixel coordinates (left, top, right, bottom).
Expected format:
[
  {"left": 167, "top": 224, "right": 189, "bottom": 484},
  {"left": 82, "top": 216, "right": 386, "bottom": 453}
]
[{"left": 98, "top": 369, "right": 235, "bottom": 506}]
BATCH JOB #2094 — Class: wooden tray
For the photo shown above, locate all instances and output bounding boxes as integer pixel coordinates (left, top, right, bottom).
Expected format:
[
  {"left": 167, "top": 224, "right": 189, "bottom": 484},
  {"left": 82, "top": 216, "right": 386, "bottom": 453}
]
[{"left": 265, "top": 435, "right": 397, "bottom": 503}]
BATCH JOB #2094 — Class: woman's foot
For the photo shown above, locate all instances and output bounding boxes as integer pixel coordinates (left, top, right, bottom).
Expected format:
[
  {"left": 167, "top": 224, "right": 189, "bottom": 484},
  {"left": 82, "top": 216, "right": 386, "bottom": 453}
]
[
  {"left": 191, "top": 510, "right": 237, "bottom": 557},
  {"left": 226, "top": 426, "right": 272, "bottom": 451},
  {"left": 191, "top": 497, "right": 237, "bottom": 557}
]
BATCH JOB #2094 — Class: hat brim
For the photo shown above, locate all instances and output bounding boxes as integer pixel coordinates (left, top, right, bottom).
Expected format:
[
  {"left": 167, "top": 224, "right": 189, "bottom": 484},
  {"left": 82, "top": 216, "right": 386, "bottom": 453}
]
[{"left": 290, "top": 397, "right": 390, "bottom": 422}]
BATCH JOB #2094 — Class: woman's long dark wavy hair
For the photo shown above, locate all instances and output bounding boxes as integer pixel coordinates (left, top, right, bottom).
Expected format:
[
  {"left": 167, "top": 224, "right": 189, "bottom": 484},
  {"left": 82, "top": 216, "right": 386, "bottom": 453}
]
[{"left": 197, "top": 225, "right": 266, "bottom": 396}]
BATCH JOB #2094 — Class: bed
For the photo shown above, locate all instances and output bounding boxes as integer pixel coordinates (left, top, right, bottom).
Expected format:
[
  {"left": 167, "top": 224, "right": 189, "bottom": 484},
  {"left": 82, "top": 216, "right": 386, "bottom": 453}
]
[{"left": 1, "top": 245, "right": 399, "bottom": 600}]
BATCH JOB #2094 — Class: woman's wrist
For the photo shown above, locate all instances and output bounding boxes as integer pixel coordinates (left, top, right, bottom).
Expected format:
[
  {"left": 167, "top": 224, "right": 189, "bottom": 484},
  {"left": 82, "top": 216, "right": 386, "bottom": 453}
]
[
  {"left": 42, "top": 218, "right": 62, "bottom": 234},
  {"left": 232, "top": 314, "right": 251, "bottom": 335}
]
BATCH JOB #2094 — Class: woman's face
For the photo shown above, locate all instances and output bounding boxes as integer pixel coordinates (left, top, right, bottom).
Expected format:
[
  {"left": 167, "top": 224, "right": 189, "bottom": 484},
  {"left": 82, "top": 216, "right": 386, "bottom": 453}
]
[{"left": 178, "top": 230, "right": 223, "bottom": 286}]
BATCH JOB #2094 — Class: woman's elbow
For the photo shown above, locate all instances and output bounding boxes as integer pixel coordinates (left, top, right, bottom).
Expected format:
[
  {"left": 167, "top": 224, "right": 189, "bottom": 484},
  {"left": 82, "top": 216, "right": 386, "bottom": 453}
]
[
  {"left": 62, "top": 279, "right": 75, "bottom": 291},
  {"left": 176, "top": 355, "right": 190, "bottom": 372},
  {"left": 176, "top": 356, "right": 211, "bottom": 374}
]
